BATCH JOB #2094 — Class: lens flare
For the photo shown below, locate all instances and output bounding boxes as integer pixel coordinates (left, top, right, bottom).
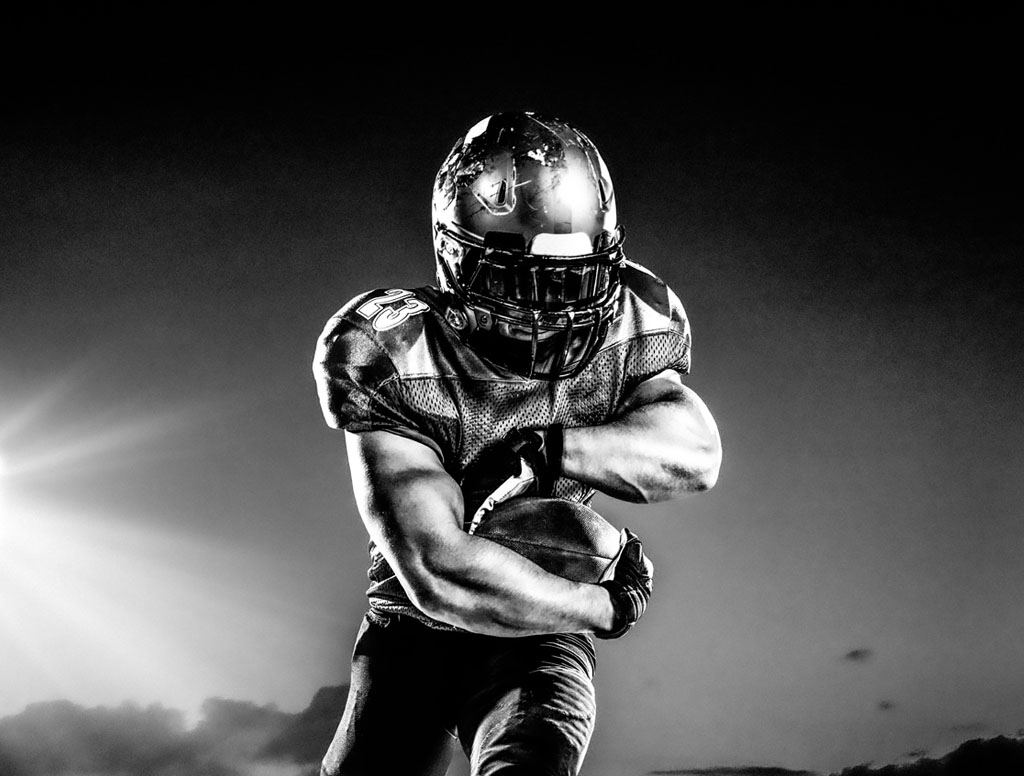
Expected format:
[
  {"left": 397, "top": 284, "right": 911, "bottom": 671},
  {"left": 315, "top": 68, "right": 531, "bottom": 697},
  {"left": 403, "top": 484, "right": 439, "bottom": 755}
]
[
  {"left": 0, "top": 375, "right": 332, "bottom": 721},
  {"left": 0, "top": 450, "right": 7, "bottom": 504}
]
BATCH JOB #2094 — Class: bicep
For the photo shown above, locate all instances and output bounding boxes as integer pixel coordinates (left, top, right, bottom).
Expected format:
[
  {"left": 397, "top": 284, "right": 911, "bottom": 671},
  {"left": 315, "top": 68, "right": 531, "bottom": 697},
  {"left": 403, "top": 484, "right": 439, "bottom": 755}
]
[
  {"left": 618, "top": 368, "right": 688, "bottom": 413},
  {"left": 344, "top": 429, "right": 465, "bottom": 578},
  {"left": 618, "top": 369, "right": 721, "bottom": 455}
]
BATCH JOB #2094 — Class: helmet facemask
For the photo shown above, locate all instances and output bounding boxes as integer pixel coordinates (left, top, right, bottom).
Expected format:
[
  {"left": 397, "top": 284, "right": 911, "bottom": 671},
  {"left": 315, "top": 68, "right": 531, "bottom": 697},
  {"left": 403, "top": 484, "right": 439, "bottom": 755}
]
[{"left": 435, "top": 225, "right": 624, "bottom": 379}]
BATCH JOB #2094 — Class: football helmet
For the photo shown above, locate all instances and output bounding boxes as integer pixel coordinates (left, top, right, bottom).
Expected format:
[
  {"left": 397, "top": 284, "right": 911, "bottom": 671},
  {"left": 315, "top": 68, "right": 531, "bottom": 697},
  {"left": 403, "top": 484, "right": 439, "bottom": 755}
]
[{"left": 432, "top": 111, "right": 625, "bottom": 379}]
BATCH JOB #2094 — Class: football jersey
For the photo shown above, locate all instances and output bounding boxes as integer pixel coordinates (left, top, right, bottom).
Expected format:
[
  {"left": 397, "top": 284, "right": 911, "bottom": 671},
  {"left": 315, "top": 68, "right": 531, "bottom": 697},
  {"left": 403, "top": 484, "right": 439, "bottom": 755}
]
[{"left": 313, "top": 261, "right": 692, "bottom": 629}]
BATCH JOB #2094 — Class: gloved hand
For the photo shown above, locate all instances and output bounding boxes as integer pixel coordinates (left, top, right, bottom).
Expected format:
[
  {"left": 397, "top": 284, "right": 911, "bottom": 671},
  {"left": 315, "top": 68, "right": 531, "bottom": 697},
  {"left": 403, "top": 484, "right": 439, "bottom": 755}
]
[
  {"left": 459, "top": 425, "right": 563, "bottom": 519},
  {"left": 595, "top": 528, "right": 654, "bottom": 639}
]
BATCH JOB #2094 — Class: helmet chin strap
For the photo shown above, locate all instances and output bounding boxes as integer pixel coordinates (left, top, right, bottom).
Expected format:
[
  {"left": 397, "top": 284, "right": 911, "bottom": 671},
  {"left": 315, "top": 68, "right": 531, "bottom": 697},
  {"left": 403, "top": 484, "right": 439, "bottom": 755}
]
[
  {"left": 528, "top": 311, "right": 540, "bottom": 380},
  {"left": 552, "top": 311, "right": 575, "bottom": 377}
]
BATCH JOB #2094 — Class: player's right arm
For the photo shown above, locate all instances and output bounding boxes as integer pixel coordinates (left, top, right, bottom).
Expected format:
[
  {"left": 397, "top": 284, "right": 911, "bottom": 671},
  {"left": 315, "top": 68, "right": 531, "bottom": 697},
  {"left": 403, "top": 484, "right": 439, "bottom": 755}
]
[{"left": 345, "top": 428, "right": 618, "bottom": 637}]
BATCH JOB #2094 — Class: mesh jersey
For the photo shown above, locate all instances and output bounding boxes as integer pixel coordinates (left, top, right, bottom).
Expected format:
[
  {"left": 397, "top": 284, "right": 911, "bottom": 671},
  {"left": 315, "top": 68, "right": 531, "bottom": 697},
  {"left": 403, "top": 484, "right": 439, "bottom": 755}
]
[{"left": 313, "top": 261, "right": 692, "bottom": 630}]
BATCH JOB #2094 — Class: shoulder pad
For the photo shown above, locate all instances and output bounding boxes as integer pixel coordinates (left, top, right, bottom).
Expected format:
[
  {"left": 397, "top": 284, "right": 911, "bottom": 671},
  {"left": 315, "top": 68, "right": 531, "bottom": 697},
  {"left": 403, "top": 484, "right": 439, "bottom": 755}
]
[
  {"left": 600, "top": 261, "right": 692, "bottom": 375},
  {"left": 312, "top": 287, "right": 447, "bottom": 437},
  {"left": 618, "top": 261, "right": 690, "bottom": 333},
  {"left": 316, "top": 287, "right": 440, "bottom": 380}
]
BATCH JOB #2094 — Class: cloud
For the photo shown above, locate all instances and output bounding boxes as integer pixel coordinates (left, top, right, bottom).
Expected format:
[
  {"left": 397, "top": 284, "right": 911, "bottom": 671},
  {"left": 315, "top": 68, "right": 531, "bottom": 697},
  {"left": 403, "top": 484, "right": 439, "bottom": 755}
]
[
  {"left": 643, "top": 734, "right": 1024, "bottom": 776},
  {"left": 9, "top": 688, "right": 1017, "bottom": 776},
  {"left": 261, "top": 685, "right": 349, "bottom": 763},
  {"left": 830, "top": 734, "right": 1024, "bottom": 775},
  {"left": 191, "top": 698, "right": 297, "bottom": 767},
  {"left": 843, "top": 649, "right": 873, "bottom": 663},
  {"left": 0, "top": 686, "right": 348, "bottom": 776},
  {"left": 649, "top": 769, "right": 818, "bottom": 775},
  {"left": 0, "top": 700, "right": 211, "bottom": 776}
]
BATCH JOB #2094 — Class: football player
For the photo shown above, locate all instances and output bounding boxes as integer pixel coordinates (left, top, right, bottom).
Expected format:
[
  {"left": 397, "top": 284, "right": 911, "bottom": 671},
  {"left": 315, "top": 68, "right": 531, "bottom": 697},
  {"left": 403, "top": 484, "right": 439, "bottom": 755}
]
[{"left": 313, "top": 112, "right": 722, "bottom": 776}]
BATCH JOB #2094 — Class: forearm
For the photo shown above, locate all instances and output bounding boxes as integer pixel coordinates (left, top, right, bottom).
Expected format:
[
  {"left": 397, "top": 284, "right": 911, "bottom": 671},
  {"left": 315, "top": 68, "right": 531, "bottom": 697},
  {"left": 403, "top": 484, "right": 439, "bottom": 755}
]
[
  {"left": 349, "top": 434, "right": 614, "bottom": 637},
  {"left": 415, "top": 528, "right": 616, "bottom": 637},
  {"left": 561, "top": 381, "right": 721, "bottom": 503}
]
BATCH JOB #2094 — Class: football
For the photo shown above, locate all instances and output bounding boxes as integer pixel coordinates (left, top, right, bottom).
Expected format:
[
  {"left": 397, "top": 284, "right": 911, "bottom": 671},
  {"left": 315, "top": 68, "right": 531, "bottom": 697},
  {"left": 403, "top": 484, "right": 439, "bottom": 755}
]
[{"left": 472, "top": 496, "right": 622, "bottom": 584}]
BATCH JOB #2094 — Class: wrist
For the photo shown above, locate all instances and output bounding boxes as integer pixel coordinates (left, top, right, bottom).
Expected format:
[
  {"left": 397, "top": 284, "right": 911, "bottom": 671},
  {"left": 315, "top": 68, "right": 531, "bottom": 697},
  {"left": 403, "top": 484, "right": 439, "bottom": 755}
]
[
  {"left": 543, "top": 422, "right": 564, "bottom": 481},
  {"left": 517, "top": 424, "right": 563, "bottom": 494},
  {"left": 593, "top": 580, "right": 627, "bottom": 639},
  {"left": 588, "top": 581, "right": 618, "bottom": 636}
]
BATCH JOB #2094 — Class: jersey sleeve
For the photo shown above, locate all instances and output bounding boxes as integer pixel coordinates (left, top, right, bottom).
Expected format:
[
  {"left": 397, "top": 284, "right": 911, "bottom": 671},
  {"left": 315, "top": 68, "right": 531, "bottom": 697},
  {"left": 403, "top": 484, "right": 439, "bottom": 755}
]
[
  {"left": 616, "top": 261, "right": 693, "bottom": 385},
  {"left": 663, "top": 282, "right": 692, "bottom": 376},
  {"left": 312, "top": 297, "right": 444, "bottom": 460}
]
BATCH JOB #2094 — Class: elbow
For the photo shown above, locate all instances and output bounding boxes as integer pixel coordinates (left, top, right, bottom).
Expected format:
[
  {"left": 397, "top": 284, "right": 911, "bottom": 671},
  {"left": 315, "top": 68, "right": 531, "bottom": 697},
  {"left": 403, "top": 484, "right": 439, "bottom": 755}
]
[
  {"left": 678, "top": 386, "right": 722, "bottom": 494},
  {"left": 398, "top": 539, "right": 517, "bottom": 634},
  {"left": 690, "top": 433, "right": 722, "bottom": 493},
  {"left": 692, "top": 437, "right": 722, "bottom": 492},
  {"left": 407, "top": 584, "right": 454, "bottom": 624},
  {"left": 406, "top": 573, "right": 472, "bottom": 628},
  {"left": 640, "top": 394, "right": 722, "bottom": 501},
  {"left": 400, "top": 556, "right": 457, "bottom": 622},
  {"left": 401, "top": 568, "right": 448, "bottom": 620},
  {"left": 408, "top": 575, "right": 492, "bottom": 633},
  {"left": 644, "top": 436, "right": 721, "bottom": 502},
  {"left": 689, "top": 463, "right": 719, "bottom": 493},
  {"left": 393, "top": 537, "right": 473, "bottom": 626}
]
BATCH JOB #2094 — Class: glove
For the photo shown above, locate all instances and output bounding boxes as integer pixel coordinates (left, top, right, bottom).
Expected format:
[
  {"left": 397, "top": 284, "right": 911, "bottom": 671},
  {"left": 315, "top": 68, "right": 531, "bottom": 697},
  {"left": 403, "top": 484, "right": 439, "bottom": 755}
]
[
  {"left": 595, "top": 528, "right": 654, "bottom": 640},
  {"left": 459, "top": 425, "right": 564, "bottom": 518}
]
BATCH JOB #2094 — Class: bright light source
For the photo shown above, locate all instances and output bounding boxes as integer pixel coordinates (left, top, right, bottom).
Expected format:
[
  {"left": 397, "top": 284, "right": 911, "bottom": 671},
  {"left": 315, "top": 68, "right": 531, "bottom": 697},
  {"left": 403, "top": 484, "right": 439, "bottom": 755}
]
[{"left": 0, "top": 452, "right": 8, "bottom": 512}]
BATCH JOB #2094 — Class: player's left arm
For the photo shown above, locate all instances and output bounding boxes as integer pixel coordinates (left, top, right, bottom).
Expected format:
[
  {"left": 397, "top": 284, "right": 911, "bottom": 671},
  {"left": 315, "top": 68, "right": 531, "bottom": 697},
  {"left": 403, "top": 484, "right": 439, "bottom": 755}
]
[{"left": 556, "top": 368, "right": 721, "bottom": 503}]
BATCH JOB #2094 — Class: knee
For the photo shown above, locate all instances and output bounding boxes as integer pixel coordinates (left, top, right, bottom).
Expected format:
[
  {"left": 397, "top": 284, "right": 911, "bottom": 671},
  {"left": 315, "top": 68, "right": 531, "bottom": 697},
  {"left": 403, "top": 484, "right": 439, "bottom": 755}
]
[
  {"left": 476, "top": 758, "right": 576, "bottom": 776},
  {"left": 471, "top": 712, "right": 593, "bottom": 776},
  {"left": 320, "top": 758, "right": 345, "bottom": 776}
]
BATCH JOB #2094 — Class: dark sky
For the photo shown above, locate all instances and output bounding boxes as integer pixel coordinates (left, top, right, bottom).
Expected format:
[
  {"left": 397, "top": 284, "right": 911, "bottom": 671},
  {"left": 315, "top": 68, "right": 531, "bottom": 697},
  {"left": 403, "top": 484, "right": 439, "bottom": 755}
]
[{"left": 1, "top": 9, "right": 1021, "bottom": 775}]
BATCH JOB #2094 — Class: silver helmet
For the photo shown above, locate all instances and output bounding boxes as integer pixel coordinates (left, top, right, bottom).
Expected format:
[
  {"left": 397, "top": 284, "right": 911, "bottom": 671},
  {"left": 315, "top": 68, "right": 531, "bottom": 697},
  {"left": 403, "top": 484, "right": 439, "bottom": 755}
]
[{"left": 432, "top": 111, "right": 625, "bottom": 379}]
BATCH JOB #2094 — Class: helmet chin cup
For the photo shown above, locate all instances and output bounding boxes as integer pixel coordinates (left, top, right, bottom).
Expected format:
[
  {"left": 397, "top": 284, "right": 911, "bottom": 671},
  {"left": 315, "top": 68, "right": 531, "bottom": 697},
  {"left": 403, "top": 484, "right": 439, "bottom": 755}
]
[
  {"left": 444, "top": 305, "right": 469, "bottom": 332},
  {"left": 441, "top": 270, "right": 617, "bottom": 380},
  {"left": 432, "top": 111, "right": 625, "bottom": 380}
]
